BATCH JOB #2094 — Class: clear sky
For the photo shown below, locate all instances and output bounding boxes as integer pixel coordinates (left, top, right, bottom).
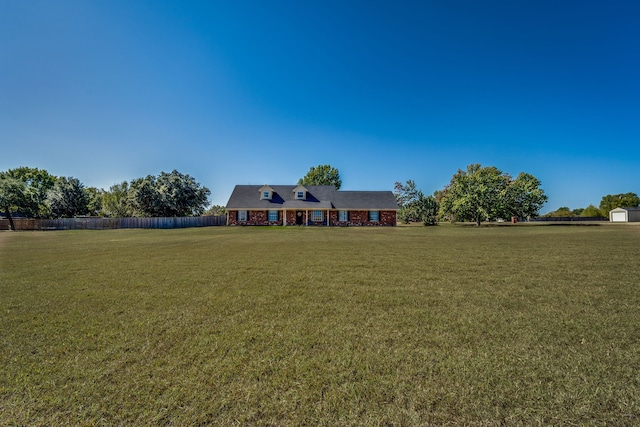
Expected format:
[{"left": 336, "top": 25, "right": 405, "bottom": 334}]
[{"left": 2, "top": 0, "right": 639, "bottom": 211}]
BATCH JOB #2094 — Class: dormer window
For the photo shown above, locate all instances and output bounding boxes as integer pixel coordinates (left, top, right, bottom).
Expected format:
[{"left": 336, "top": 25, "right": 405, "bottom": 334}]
[
  {"left": 293, "top": 185, "right": 307, "bottom": 200},
  {"left": 259, "top": 185, "right": 274, "bottom": 200}
]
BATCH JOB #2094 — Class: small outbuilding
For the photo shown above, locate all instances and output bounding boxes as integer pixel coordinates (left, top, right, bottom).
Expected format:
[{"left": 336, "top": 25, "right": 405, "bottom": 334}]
[{"left": 609, "top": 207, "right": 640, "bottom": 222}]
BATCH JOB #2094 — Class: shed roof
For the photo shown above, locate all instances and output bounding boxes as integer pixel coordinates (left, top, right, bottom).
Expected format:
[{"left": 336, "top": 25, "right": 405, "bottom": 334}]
[{"left": 610, "top": 207, "right": 640, "bottom": 212}]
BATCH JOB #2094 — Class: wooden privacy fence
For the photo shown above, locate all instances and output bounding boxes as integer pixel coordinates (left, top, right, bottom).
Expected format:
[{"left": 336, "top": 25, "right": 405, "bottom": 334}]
[{"left": 0, "top": 216, "right": 226, "bottom": 231}]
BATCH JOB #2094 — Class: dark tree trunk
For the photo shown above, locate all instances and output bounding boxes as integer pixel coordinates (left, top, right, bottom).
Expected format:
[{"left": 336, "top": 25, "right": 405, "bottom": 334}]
[{"left": 4, "top": 207, "right": 15, "bottom": 231}]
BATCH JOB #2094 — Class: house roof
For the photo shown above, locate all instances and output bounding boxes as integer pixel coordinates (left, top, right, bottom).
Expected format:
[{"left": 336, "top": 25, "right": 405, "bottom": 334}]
[
  {"left": 332, "top": 191, "right": 399, "bottom": 210},
  {"left": 226, "top": 185, "right": 399, "bottom": 210}
]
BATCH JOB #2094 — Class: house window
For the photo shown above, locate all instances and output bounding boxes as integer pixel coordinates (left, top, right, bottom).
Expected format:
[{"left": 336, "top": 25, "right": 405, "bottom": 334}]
[
  {"left": 262, "top": 191, "right": 271, "bottom": 200},
  {"left": 238, "top": 210, "right": 248, "bottom": 221},
  {"left": 369, "top": 211, "right": 380, "bottom": 222},
  {"left": 268, "top": 210, "right": 278, "bottom": 221},
  {"left": 339, "top": 210, "right": 349, "bottom": 222},
  {"left": 296, "top": 191, "right": 305, "bottom": 200},
  {"left": 312, "top": 210, "right": 323, "bottom": 222}
]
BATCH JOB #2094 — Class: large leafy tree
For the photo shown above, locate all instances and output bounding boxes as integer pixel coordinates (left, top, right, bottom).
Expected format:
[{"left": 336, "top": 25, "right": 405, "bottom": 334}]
[
  {"left": 394, "top": 180, "right": 438, "bottom": 225},
  {"left": 298, "top": 164, "right": 342, "bottom": 189},
  {"left": 0, "top": 167, "right": 56, "bottom": 217},
  {"left": 128, "top": 170, "right": 210, "bottom": 217},
  {"left": 599, "top": 192, "right": 640, "bottom": 217},
  {"left": 0, "top": 177, "right": 28, "bottom": 230},
  {"left": 439, "top": 164, "right": 510, "bottom": 225},
  {"left": 155, "top": 170, "right": 210, "bottom": 217},
  {"left": 47, "top": 177, "right": 90, "bottom": 218},
  {"left": 438, "top": 164, "right": 547, "bottom": 225},
  {"left": 503, "top": 172, "right": 548, "bottom": 220},
  {"left": 128, "top": 176, "right": 159, "bottom": 217}
]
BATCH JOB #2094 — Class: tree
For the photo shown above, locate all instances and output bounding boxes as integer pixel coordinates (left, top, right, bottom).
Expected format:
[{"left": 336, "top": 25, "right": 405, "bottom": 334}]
[
  {"left": 439, "top": 165, "right": 548, "bottom": 224},
  {"left": 128, "top": 170, "right": 210, "bottom": 217},
  {"left": 438, "top": 164, "right": 510, "bottom": 225},
  {"left": 581, "top": 204, "right": 604, "bottom": 218},
  {"left": 503, "top": 172, "right": 548, "bottom": 220},
  {"left": 0, "top": 177, "right": 28, "bottom": 230},
  {"left": 0, "top": 167, "right": 56, "bottom": 217},
  {"left": 101, "top": 182, "right": 132, "bottom": 217},
  {"left": 47, "top": 177, "right": 90, "bottom": 218},
  {"left": 298, "top": 164, "right": 342, "bottom": 189},
  {"left": 543, "top": 207, "right": 574, "bottom": 217},
  {"left": 85, "top": 187, "right": 104, "bottom": 216},
  {"left": 599, "top": 192, "right": 640, "bottom": 217},
  {"left": 128, "top": 176, "right": 159, "bottom": 217},
  {"left": 394, "top": 180, "right": 417, "bottom": 223},
  {"left": 155, "top": 170, "right": 210, "bottom": 216},
  {"left": 394, "top": 180, "right": 438, "bottom": 225}
]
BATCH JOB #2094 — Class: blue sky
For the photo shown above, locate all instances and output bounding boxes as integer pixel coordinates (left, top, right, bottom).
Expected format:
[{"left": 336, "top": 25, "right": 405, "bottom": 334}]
[{"left": 1, "top": 0, "right": 639, "bottom": 211}]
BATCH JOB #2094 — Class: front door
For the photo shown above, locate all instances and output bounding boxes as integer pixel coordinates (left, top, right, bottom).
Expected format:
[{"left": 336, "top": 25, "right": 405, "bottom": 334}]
[{"left": 295, "top": 211, "right": 304, "bottom": 225}]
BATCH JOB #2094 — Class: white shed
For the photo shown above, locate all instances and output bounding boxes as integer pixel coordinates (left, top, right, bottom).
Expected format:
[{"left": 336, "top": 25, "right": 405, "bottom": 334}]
[{"left": 609, "top": 207, "right": 640, "bottom": 222}]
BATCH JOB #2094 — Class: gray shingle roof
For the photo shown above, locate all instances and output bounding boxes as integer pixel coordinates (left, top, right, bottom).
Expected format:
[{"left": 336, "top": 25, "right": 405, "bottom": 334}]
[
  {"left": 226, "top": 185, "right": 398, "bottom": 210},
  {"left": 331, "top": 191, "right": 399, "bottom": 210}
]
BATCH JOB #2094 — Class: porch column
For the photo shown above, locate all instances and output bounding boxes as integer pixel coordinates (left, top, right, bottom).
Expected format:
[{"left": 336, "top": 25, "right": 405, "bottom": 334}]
[
  {"left": 306, "top": 210, "right": 309, "bottom": 226},
  {"left": 327, "top": 209, "right": 330, "bottom": 226},
  {"left": 283, "top": 209, "right": 286, "bottom": 226}
]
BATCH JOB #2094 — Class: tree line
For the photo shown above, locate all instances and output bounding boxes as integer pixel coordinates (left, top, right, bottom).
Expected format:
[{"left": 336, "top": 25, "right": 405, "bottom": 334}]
[
  {"left": 0, "top": 167, "right": 211, "bottom": 230},
  {"left": 0, "top": 163, "right": 342, "bottom": 228},
  {"left": 394, "top": 164, "right": 548, "bottom": 226},
  {"left": 393, "top": 164, "right": 638, "bottom": 225},
  {"left": 542, "top": 192, "right": 640, "bottom": 219},
  {"left": 3, "top": 163, "right": 638, "bottom": 230}
]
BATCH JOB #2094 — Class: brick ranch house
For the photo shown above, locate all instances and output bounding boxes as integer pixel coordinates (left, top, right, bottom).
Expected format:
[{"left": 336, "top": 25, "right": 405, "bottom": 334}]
[{"left": 226, "top": 184, "right": 398, "bottom": 226}]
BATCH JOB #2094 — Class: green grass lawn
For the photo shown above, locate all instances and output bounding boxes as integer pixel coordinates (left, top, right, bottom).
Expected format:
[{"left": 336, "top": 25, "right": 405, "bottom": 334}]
[{"left": 1, "top": 224, "right": 639, "bottom": 425}]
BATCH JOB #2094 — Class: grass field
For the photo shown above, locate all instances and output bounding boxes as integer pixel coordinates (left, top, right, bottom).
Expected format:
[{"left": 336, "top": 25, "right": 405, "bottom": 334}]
[{"left": 1, "top": 224, "right": 639, "bottom": 425}]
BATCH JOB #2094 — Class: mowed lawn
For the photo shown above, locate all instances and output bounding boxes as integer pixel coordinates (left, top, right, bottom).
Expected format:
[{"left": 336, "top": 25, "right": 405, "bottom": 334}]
[{"left": 1, "top": 224, "right": 639, "bottom": 426}]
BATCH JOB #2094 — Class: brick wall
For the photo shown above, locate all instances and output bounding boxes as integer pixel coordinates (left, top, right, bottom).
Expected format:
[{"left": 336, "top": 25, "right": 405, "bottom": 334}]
[
  {"left": 330, "top": 210, "right": 396, "bottom": 226},
  {"left": 285, "top": 210, "right": 306, "bottom": 226},
  {"left": 228, "top": 210, "right": 396, "bottom": 226},
  {"left": 329, "top": 211, "right": 341, "bottom": 226},
  {"left": 227, "top": 210, "right": 282, "bottom": 226},
  {"left": 380, "top": 210, "right": 397, "bottom": 226}
]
